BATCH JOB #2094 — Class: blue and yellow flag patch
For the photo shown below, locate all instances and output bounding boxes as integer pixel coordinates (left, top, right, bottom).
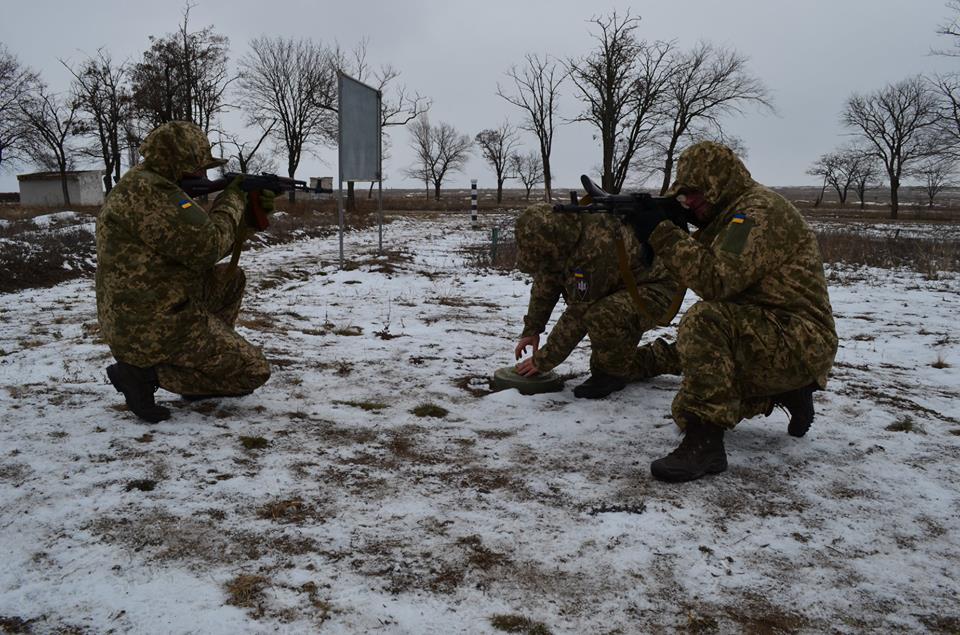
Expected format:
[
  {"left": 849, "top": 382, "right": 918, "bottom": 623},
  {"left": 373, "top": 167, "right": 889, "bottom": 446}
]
[
  {"left": 179, "top": 200, "right": 193, "bottom": 209},
  {"left": 731, "top": 213, "right": 746, "bottom": 224}
]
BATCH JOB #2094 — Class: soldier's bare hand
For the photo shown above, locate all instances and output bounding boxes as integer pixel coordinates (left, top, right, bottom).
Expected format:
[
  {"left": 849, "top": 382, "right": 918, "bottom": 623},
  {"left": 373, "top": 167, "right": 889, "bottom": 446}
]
[
  {"left": 515, "top": 335, "right": 540, "bottom": 360},
  {"left": 515, "top": 357, "right": 541, "bottom": 377}
]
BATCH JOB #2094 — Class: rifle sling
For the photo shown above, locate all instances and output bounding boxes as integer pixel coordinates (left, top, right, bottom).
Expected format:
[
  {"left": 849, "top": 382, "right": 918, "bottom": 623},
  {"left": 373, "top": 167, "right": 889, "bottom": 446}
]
[
  {"left": 226, "top": 223, "right": 249, "bottom": 276},
  {"left": 614, "top": 235, "right": 686, "bottom": 327}
]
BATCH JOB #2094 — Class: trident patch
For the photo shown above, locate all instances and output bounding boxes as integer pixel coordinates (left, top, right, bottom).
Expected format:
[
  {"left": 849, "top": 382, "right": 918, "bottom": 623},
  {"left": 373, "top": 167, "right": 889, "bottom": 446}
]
[{"left": 573, "top": 268, "right": 589, "bottom": 300}]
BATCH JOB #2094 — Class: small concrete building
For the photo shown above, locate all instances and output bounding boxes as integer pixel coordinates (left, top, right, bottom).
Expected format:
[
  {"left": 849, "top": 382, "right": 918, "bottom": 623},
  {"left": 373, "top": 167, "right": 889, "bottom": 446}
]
[
  {"left": 309, "top": 176, "right": 334, "bottom": 196},
  {"left": 17, "top": 170, "right": 105, "bottom": 206}
]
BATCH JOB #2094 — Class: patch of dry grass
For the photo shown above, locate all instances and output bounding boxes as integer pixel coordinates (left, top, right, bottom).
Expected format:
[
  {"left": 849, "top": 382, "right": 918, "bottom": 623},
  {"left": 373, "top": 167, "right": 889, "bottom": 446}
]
[
  {"left": 816, "top": 230, "right": 960, "bottom": 275},
  {"left": 489, "top": 614, "right": 552, "bottom": 634},
  {"left": 225, "top": 574, "right": 270, "bottom": 617},
  {"left": 411, "top": 403, "right": 449, "bottom": 418}
]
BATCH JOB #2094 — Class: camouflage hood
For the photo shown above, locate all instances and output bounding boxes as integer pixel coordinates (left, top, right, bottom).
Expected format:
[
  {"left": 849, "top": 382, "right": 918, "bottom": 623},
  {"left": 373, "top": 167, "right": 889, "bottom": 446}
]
[
  {"left": 139, "top": 121, "right": 227, "bottom": 182},
  {"left": 514, "top": 203, "right": 582, "bottom": 274},
  {"left": 667, "top": 141, "right": 753, "bottom": 215}
]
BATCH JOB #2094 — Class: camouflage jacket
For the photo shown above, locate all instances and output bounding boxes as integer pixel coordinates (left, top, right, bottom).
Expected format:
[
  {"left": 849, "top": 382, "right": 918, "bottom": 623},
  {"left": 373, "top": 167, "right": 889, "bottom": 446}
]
[
  {"left": 649, "top": 141, "right": 838, "bottom": 387},
  {"left": 516, "top": 204, "right": 678, "bottom": 370},
  {"left": 95, "top": 122, "right": 245, "bottom": 366}
]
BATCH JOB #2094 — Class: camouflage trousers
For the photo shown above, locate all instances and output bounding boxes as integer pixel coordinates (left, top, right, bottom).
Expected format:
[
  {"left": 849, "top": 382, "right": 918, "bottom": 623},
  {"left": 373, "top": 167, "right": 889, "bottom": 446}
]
[
  {"left": 533, "top": 290, "right": 657, "bottom": 377},
  {"left": 671, "top": 300, "right": 816, "bottom": 430},
  {"left": 156, "top": 264, "right": 270, "bottom": 396},
  {"left": 632, "top": 336, "right": 681, "bottom": 380}
]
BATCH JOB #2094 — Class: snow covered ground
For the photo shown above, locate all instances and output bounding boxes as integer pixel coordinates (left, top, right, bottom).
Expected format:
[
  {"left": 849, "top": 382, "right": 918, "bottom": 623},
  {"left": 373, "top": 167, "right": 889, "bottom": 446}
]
[{"left": 1, "top": 213, "right": 958, "bottom": 634}]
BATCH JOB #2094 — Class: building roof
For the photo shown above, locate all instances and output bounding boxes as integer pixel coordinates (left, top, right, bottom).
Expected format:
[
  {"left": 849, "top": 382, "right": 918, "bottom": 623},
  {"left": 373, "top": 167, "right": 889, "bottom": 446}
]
[{"left": 17, "top": 170, "right": 104, "bottom": 181}]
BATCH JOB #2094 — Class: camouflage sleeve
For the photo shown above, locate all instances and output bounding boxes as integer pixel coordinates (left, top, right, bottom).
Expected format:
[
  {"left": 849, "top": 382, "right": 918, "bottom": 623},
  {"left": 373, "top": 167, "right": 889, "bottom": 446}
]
[
  {"left": 521, "top": 273, "right": 563, "bottom": 337},
  {"left": 136, "top": 187, "right": 246, "bottom": 271},
  {"left": 532, "top": 304, "right": 588, "bottom": 373},
  {"left": 646, "top": 205, "right": 790, "bottom": 301}
]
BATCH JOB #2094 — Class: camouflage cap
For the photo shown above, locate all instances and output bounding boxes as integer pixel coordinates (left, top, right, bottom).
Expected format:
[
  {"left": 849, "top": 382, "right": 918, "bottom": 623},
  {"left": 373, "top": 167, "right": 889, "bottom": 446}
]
[
  {"left": 665, "top": 141, "right": 753, "bottom": 211},
  {"left": 140, "top": 121, "right": 227, "bottom": 181},
  {"left": 514, "top": 203, "right": 581, "bottom": 274}
]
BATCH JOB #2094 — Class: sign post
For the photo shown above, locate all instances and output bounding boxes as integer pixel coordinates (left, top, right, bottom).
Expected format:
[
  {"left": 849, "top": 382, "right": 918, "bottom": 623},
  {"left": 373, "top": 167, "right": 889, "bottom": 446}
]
[{"left": 337, "top": 73, "right": 382, "bottom": 268}]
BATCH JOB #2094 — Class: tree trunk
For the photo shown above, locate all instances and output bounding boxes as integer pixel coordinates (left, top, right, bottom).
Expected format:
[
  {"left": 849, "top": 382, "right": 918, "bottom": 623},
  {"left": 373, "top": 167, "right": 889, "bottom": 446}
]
[
  {"left": 434, "top": 182, "right": 441, "bottom": 200},
  {"left": 889, "top": 177, "right": 899, "bottom": 220},
  {"left": 602, "top": 133, "right": 615, "bottom": 193},
  {"left": 814, "top": 175, "right": 827, "bottom": 208},
  {"left": 496, "top": 179, "right": 503, "bottom": 204},
  {"left": 287, "top": 165, "right": 297, "bottom": 202},
  {"left": 60, "top": 178, "right": 71, "bottom": 206},
  {"left": 542, "top": 159, "right": 552, "bottom": 202},
  {"left": 347, "top": 181, "right": 356, "bottom": 212},
  {"left": 659, "top": 152, "right": 676, "bottom": 196}
]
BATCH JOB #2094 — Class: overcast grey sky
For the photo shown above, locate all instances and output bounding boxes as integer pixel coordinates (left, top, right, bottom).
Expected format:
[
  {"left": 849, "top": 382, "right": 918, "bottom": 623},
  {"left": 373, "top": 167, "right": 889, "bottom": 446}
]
[{"left": 2, "top": 0, "right": 958, "bottom": 193}]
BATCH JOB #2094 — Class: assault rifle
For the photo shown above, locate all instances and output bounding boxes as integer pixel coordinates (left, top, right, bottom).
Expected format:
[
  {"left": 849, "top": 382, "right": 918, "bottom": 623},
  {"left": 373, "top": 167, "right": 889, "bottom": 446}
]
[
  {"left": 555, "top": 174, "right": 690, "bottom": 265},
  {"left": 554, "top": 174, "right": 687, "bottom": 229},
  {"left": 179, "top": 172, "right": 332, "bottom": 231}
]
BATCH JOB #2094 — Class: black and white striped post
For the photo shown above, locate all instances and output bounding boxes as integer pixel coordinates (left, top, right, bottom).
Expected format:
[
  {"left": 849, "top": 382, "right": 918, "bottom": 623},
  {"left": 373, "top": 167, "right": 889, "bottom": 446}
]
[{"left": 470, "top": 179, "right": 478, "bottom": 228}]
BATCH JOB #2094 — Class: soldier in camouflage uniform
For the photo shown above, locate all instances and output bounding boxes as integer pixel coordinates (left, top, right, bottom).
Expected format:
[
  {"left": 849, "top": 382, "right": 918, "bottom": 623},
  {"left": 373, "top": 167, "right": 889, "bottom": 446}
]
[
  {"left": 96, "top": 121, "right": 273, "bottom": 423},
  {"left": 628, "top": 141, "right": 838, "bottom": 482},
  {"left": 513, "top": 203, "right": 680, "bottom": 398}
]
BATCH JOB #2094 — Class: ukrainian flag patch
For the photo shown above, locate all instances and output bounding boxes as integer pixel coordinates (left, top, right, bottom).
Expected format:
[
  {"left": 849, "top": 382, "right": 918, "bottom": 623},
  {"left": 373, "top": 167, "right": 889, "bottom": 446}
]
[
  {"left": 179, "top": 200, "right": 193, "bottom": 209},
  {"left": 719, "top": 214, "right": 755, "bottom": 254}
]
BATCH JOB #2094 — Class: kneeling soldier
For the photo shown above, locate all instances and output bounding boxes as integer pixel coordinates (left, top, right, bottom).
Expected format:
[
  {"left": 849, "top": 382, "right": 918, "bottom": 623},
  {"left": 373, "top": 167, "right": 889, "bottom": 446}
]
[
  {"left": 629, "top": 141, "right": 838, "bottom": 482},
  {"left": 513, "top": 203, "right": 679, "bottom": 398},
  {"left": 96, "top": 121, "right": 273, "bottom": 422}
]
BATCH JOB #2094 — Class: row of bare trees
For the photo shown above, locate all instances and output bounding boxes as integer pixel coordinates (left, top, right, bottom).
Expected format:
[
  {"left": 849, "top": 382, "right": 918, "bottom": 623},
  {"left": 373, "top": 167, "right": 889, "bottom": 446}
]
[
  {"left": 816, "top": 76, "right": 960, "bottom": 218},
  {"left": 807, "top": 3, "right": 960, "bottom": 218},
  {"left": 407, "top": 10, "right": 771, "bottom": 204},
  {"left": 0, "top": 4, "right": 429, "bottom": 206},
  {"left": 494, "top": 11, "right": 771, "bottom": 200},
  {"left": 403, "top": 119, "right": 545, "bottom": 203}
]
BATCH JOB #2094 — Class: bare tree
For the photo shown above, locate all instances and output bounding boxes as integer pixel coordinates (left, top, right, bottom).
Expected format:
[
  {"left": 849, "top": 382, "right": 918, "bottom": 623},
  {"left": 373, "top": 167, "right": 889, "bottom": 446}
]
[
  {"left": 475, "top": 121, "right": 520, "bottom": 203},
  {"left": 405, "top": 116, "right": 472, "bottom": 200},
  {"left": 911, "top": 155, "right": 955, "bottom": 207},
  {"left": 566, "top": 12, "right": 675, "bottom": 193},
  {"left": 0, "top": 44, "right": 39, "bottom": 172},
  {"left": 238, "top": 36, "right": 338, "bottom": 198},
  {"left": 930, "top": 73, "right": 960, "bottom": 161},
  {"left": 129, "top": 3, "right": 232, "bottom": 134},
  {"left": 807, "top": 150, "right": 864, "bottom": 207},
  {"left": 509, "top": 151, "right": 543, "bottom": 200},
  {"left": 18, "top": 84, "right": 82, "bottom": 205},
  {"left": 219, "top": 119, "right": 276, "bottom": 174},
  {"left": 806, "top": 153, "right": 842, "bottom": 207},
  {"left": 656, "top": 42, "right": 772, "bottom": 194},
  {"left": 62, "top": 50, "right": 131, "bottom": 193},
  {"left": 843, "top": 76, "right": 944, "bottom": 218},
  {"left": 850, "top": 150, "right": 883, "bottom": 209},
  {"left": 497, "top": 54, "right": 565, "bottom": 201},
  {"left": 934, "top": 1, "right": 960, "bottom": 56}
]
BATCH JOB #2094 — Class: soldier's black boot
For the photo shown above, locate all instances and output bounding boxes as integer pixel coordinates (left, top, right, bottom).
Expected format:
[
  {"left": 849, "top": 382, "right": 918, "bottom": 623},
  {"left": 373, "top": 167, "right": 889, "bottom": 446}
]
[
  {"left": 771, "top": 382, "right": 817, "bottom": 438},
  {"left": 573, "top": 372, "right": 627, "bottom": 399},
  {"left": 650, "top": 416, "right": 727, "bottom": 483},
  {"left": 106, "top": 362, "right": 170, "bottom": 423}
]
